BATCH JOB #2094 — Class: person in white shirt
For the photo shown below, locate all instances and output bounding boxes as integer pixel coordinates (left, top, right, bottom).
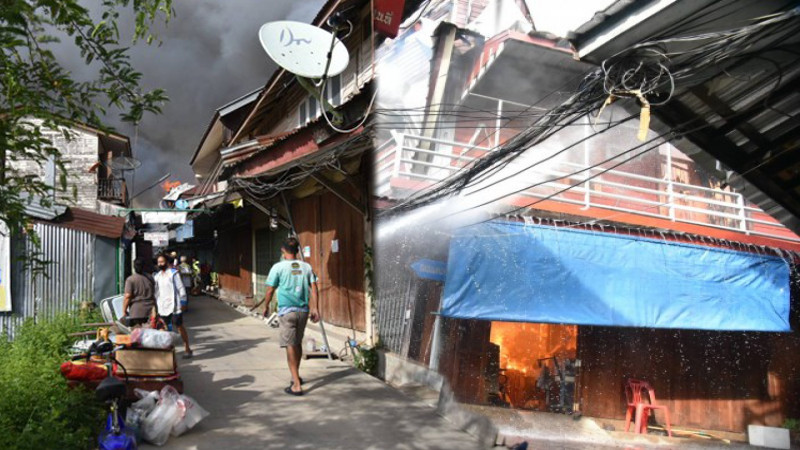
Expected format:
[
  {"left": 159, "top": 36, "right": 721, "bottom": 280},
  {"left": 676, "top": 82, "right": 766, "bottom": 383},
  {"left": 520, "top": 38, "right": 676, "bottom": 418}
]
[{"left": 154, "top": 253, "right": 193, "bottom": 358}]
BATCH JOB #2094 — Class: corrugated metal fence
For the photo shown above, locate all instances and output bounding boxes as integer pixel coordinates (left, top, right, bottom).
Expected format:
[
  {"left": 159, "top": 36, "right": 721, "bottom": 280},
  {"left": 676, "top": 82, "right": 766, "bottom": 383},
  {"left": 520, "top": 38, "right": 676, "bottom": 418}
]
[{"left": 1, "top": 223, "right": 95, "bottom": 338}]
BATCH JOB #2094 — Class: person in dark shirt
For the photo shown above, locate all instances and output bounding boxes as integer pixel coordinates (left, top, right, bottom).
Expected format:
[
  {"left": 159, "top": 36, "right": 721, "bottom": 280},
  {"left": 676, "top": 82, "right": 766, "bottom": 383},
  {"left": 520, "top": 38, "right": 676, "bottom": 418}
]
[{"left": 123, "top": 258, "right": 156, "bottom": 326}]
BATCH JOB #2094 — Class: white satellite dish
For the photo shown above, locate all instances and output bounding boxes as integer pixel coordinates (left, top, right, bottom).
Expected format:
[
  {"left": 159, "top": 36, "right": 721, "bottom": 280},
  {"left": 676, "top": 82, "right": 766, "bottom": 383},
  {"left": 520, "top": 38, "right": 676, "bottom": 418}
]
[
  {"left": 258, "top": 21, "right": 349, "bottom": 78},
  {"left": 109, "top": 156, "right": 141, "bottom": 171}
]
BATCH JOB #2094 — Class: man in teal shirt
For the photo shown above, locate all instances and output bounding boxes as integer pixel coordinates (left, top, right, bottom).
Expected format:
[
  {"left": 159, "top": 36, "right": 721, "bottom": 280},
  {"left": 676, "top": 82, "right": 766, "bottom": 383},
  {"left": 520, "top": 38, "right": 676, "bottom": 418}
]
[{"left": 263, "top": 237, "right": 319, "bottom": 396}]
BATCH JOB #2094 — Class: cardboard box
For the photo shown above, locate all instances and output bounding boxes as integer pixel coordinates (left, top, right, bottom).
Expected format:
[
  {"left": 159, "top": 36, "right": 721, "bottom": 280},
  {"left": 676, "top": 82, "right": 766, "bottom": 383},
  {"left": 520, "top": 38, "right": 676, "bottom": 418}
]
[{"left": 115, "top": 348, "right": 176, "bottom": 376}]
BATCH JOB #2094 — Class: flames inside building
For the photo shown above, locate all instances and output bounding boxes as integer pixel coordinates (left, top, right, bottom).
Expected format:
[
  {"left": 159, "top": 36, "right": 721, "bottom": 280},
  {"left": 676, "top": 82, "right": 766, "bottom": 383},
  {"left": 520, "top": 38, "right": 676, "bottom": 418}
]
[{"left": 488, "top": 322, "right": 578, "bottom": 412}]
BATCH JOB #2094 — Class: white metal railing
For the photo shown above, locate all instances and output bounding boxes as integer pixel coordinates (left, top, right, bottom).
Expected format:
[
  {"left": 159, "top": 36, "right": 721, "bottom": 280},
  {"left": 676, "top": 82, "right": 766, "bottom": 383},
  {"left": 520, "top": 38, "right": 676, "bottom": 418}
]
[{"left": 373, "top": 132, "right": 800, "bottom": 242}]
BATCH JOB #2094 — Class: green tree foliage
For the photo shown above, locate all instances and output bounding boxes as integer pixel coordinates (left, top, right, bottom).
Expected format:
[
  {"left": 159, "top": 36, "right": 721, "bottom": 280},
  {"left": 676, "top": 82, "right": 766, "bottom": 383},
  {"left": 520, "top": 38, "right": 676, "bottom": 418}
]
[
  {"left": 0, "top": 310, "right": 105, "bottom": 449},
  {"left": 0, "top": 0, "right": 172, "bottom": 237}
]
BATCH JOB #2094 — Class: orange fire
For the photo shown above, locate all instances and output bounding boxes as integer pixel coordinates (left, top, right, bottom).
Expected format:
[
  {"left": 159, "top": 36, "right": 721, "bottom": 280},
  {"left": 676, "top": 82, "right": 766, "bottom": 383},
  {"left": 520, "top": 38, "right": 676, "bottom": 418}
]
[
  {"left": 489, "top": 322, "right": 578, "bottom": 409},
  {"left": 161, "top": 180, "right": 182, "bottom": 192},
  {"left": 490, "top": 322, "right": 577, "bottom": 373}
]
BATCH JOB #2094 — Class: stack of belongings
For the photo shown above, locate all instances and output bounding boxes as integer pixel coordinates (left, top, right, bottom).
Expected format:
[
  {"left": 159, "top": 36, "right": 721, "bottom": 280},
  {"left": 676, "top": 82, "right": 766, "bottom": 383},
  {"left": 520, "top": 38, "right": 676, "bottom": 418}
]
[
  {"left": 61, "top": 328, "right": 113, "bottom": 385},
  {"left": 62, "top": 327, "right": 183, "bottom": 399},
  {"left": 113, "top": 328, "right": 183, "bottom": 398}
]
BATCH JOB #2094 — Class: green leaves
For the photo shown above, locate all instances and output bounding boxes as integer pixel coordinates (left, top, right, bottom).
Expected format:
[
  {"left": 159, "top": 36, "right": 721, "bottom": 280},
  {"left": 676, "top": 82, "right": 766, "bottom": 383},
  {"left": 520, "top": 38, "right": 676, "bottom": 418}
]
[
  {"left": 0, "top": 311, "right": 105, "bottom": 449},
  {"left": 0, "top": 0, "right": 171, "bottom": 239}
]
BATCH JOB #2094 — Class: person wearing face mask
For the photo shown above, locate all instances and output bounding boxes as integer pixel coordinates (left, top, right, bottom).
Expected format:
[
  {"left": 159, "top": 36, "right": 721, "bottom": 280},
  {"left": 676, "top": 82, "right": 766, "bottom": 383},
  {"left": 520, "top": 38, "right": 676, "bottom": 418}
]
[{"left": 154, "top": 253, "right": 193, "bottom": 358}]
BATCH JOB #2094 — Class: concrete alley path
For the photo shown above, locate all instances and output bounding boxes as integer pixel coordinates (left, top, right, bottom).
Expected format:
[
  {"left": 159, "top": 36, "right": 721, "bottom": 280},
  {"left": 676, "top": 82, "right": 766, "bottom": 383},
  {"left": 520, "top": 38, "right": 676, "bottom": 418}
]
[{"left": 143, "top": 295, "right": 483, "bottom": 450}]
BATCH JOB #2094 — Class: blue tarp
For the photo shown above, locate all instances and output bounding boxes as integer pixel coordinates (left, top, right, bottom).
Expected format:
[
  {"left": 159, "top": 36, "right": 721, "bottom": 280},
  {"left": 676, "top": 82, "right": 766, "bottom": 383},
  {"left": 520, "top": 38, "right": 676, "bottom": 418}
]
[{"left": 441, "top": 221, "right": 791, "bottom": 331}]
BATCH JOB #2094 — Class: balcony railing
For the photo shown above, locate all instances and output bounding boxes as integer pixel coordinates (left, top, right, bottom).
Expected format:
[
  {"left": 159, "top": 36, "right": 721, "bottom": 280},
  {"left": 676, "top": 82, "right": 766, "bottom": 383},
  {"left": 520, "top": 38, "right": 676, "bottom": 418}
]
[
  {"left": 374, "top": 132, "right": 799, "bottom": 242},
  {"left": 98, "top": 178, "right": 127, "bottom": 205}
]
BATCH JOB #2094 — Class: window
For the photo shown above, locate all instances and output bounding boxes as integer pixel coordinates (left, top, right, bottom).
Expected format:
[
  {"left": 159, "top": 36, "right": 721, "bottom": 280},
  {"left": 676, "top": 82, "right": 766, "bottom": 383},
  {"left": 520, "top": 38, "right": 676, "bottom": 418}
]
[
  {"left": 297, "top": 74, "right": 342, "bottom": 126},
  {"left": 309, "top": 95, "right": 318, "bottom": 120},
  {"left": 299, "top": 102, "right": 308, "bottom": 126},
  {"left": 327, "top": 74, "right": 341, "bottom": 106}
]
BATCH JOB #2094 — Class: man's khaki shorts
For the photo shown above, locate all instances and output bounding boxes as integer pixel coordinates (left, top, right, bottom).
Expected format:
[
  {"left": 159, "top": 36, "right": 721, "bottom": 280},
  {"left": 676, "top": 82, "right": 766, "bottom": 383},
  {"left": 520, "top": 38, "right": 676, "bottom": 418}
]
[{"left": 279, "top": 311, "right": 309, "bottom": 347}]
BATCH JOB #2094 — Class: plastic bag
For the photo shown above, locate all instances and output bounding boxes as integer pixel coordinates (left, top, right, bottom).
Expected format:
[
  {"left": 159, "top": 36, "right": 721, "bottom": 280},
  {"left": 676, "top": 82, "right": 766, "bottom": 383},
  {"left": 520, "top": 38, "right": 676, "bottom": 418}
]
[
  {"left": 171, "top": 395, "right": 209, "bottom": 436},
  {"left": 130, "top": 328, "right": 142, "bottom": 345},
  {"left": 124, "top": 408, "right": 143, "bottom": 443},
  {"left": 141, "top": 386, "right": 182, "bottom": 446},
  {"left": 131, "top": 389, "right": 159, "bottom": 416},
  {"left": 135, "top": 328, "right": 175, "bottom": 349}
]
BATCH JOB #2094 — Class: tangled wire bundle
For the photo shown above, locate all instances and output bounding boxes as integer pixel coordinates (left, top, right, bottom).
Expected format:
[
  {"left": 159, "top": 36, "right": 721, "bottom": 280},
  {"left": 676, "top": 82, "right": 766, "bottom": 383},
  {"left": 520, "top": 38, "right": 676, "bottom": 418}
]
[{"left": 601, "top": 47, "right": 675, "bottom": 106}]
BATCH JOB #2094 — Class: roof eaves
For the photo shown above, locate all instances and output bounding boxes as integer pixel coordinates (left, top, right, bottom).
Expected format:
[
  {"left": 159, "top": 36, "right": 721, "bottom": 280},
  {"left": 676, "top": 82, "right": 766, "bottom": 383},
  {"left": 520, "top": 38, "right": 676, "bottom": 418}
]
[
  {"left": 222, "top": 128, "right": 303, "bottom": 167},
  {"left": 228, "top": 78, "right": 375, "bottom": 168},
  {"left": 50, "top": 207, "right": 126, "bottom": 239},
  {"left": 217, "top": 87, "right": 263, "bottom": 116},
  {"left": 190, "top": 111, "right": 221, "bottom": 166}
]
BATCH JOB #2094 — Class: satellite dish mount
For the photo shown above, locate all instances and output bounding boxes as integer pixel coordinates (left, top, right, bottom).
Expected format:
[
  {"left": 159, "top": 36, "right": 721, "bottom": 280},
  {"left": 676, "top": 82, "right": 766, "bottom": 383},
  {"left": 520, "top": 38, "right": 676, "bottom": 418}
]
[
  {"left": 259, "top": 20, "right": 351, "bottom": 125},
  {"left": 109, "top": 156, "right": 142, "bottom": 173}
]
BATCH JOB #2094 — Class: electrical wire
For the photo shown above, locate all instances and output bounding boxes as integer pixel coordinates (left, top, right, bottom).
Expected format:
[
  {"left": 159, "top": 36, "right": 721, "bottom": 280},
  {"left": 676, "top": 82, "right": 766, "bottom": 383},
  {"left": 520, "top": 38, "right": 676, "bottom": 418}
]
[
  {"left": 391, "top": 53, "right": 796, "bottom": 229},
  {"left": 376, "top": 68, "right": 603, "bottom": 203},
  {"left": 230, "top": 133, "right": 370, "bottom": 201},
  {"left": 378, "top": 6, "right": 800, "bottom": 215},
  {"left": 423, "top": 82, "right": 794, "bottom": 232},
  {"left": 383, "top": 70, "right": 609, "bottom": 212},
  {"left": 464, "top": 113, "right": 638, "bottom": 197}
]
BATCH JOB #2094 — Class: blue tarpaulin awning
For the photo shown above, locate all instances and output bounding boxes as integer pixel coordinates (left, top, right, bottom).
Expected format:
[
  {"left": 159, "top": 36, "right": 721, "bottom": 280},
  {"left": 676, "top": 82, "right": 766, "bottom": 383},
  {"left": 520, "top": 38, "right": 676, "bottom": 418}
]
[{"left": 441, "top": 221, "right": 791, "bottom": 332}]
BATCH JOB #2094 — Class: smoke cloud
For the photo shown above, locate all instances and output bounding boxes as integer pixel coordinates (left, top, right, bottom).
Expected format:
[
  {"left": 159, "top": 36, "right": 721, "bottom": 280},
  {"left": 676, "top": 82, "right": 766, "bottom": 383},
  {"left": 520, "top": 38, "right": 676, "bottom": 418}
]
[{"left": 61, "top": 0, "right": 325, "bottom": 206}]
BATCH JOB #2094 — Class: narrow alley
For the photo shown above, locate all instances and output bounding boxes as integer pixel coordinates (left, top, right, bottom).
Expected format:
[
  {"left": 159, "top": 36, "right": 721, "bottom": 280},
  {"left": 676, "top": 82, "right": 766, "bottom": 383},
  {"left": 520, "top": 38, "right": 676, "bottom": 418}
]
[{"left": 144, "top": 296, "right": 483, "bottom": 450}]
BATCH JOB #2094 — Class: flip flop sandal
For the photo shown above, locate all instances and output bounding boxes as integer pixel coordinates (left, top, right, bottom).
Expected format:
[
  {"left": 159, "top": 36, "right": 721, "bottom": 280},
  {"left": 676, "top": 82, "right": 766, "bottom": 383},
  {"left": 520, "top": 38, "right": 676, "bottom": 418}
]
[
  {"left": 183, "top": 351, "right": 193, "bottom": 359},
  {"left": 288, "top": 377, "right": 304, "bottom": 385},
  {"left": 284, "top": 386, "right": 304, "bottom": 396}
]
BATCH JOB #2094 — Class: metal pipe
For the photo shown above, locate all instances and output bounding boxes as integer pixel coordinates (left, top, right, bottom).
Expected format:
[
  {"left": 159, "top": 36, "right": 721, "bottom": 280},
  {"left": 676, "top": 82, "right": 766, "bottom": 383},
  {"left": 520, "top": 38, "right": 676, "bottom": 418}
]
[{"left": 665, "top": 145, "right": 675, "bottom": 221}]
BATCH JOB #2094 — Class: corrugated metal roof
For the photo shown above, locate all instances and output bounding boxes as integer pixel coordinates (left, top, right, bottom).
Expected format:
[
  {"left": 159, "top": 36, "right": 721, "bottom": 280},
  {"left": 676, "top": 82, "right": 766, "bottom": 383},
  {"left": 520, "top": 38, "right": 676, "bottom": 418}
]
[
  {"left": 48, "top": 208, "right": 125, "bottom": 239},
  {"left": 220, "top": 130, "right": 299, "bottom": 167}
]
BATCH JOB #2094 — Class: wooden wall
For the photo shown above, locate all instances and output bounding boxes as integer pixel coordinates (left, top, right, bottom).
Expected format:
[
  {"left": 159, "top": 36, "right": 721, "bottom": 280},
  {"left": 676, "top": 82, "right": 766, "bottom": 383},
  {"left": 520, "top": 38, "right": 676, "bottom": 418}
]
[
  {"left": 216, "top": 222, "right": 253, "bottom": 303},
  {"left": 577, "top": 327, "right": 800, "bottom": 433},
  {"left": 438, "top": 318, "right": 493, "bottom": 405},
  {"left": 291, "top": 191, "right": 366, "bottom": 331}
]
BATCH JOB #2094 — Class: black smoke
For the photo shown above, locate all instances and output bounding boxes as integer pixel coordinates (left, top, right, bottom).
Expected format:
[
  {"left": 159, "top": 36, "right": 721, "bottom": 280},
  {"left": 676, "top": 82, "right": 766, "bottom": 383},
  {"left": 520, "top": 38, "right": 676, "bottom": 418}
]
[{"left": 64, "top": 0, "right": 325, "bottom": 207}]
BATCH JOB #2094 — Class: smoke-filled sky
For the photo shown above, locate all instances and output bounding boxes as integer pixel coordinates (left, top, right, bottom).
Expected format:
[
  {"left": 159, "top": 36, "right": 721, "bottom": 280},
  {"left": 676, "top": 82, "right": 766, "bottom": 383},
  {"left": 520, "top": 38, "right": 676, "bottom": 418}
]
[
  {"left": 56, "top": 0, "right": 607, "bottom": 207},
  {"left": 61, "top": 0, "right": 325, "bottom": 207}
]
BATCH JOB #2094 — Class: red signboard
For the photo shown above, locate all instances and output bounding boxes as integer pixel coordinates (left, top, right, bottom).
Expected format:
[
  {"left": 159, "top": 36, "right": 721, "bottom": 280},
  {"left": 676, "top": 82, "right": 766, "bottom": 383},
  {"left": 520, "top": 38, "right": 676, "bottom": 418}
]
[{"left": 373, "top": 0, "right": 406, "bottom": 38}]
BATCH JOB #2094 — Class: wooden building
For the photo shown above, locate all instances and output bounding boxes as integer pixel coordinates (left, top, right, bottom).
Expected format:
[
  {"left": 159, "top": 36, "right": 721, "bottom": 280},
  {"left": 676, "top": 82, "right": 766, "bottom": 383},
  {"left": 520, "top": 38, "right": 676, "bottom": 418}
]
[
  {"left": 370, "top": 0, "right": 800, "bottom": 437},
  {"left": 185, "top": 0, "right": 395, "bottom": 332}
]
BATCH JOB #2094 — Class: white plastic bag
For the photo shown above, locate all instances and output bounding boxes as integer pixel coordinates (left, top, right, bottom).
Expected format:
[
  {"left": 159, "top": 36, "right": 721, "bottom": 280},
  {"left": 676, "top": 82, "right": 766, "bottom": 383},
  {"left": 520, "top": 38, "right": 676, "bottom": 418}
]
[
  {"left": 171, "top": 395, "right": 209, "bottom": 436},
  {"left": 138, "top": 328, "right": 175, "bottom": 349},
  {"left": 131, "top": 389, "right": 159, "bottom": 416},
  {"left": 141, "top": 386, "right": 182, "bottom": 446}
]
